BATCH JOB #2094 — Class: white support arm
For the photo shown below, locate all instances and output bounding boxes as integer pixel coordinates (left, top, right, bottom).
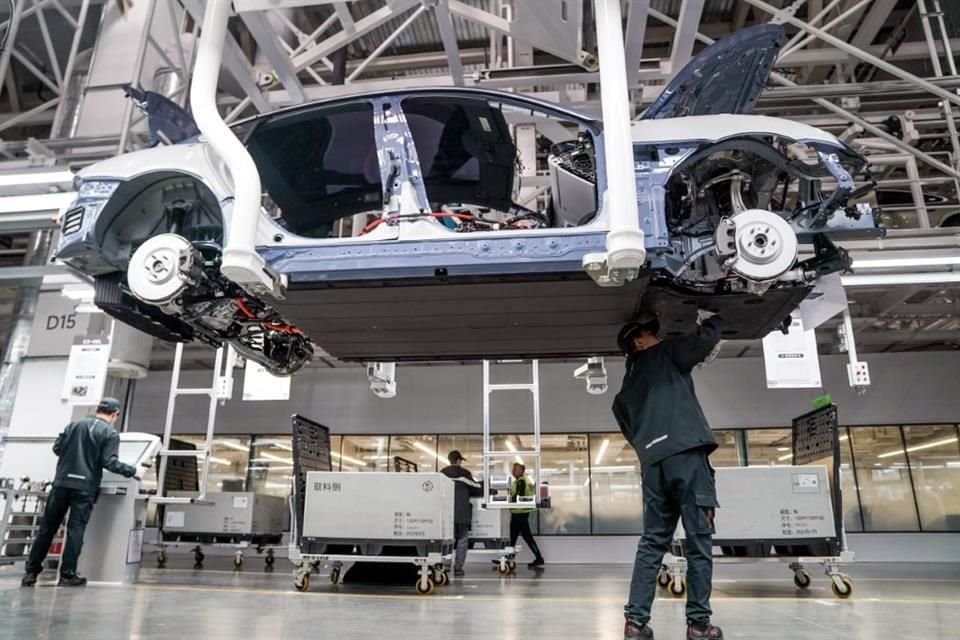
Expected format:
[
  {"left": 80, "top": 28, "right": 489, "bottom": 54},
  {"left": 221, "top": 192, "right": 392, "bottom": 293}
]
[
  {"left": 592, "top": 0, "right": 645, "bottom": 281},
  {"left": 190, "top": 0, "right": 279, "bottom": 297}
]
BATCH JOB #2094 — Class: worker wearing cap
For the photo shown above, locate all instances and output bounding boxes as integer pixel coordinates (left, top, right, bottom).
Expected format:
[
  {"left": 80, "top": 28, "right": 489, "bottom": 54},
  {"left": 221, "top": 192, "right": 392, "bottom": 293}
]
[
  {"left": 440, "top": 450, "right": 483, "bottom": 577},
  {"left": 614, "top": 311, "right": 724, "bottom": 640},
  {"left": 21, "top": 398, "right": 140, "bottom": 588},
  {"left": 509, "top": 462, "right": 545, "bottom": 568}
]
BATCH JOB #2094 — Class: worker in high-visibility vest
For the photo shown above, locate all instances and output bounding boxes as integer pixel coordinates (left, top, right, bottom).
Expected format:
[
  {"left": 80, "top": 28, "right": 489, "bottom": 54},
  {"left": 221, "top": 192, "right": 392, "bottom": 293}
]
[{"left": 508, "top": 462, "right": 544, "bottom": 568}]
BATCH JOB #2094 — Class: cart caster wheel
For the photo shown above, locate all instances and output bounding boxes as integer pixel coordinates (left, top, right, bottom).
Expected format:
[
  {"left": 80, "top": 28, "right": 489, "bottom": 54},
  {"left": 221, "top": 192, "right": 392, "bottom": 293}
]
[
  {"left": 265, "top": 555, "right": 275, "bottom": 568},
  {"left": 233, "top": 556, "right": 244, "bottom": 570},
  {"left": 831, "top": 577, "right": 853, "bottom": 599},
  {"left": 507, "top": 560, "right": 517, "bottom": 574},
  {"left": 794, "top": 570, "right": 812, "bottom": 590},
  {"left": 435, "top": 571, "right": 449, "bottom": 587},
  {"left": 330, "top": 568, "right": 341, "bottom": 585},
  {"left": 496, "top": 562, "right": 511, "bottom": 576},
  {"left": 193, "top": 563, "right": 203, "bottom": 570},
  {"left": 193, "top": 549, "right": 205, "bottom": 565},
  {"left": 668, "top": 577, "right": 686, "bottom": 597},
  {"left": 157, "top": 551, "right": 167, "bottom": 568},
  {"left": 657, "top": 570, "right": 671, "bottom": 588},
  {"left": 415, "top": 577, "right": 435, "bottom": 595},
  {"left": 294, "top": 574, "right": 310, "bottom": 593}
]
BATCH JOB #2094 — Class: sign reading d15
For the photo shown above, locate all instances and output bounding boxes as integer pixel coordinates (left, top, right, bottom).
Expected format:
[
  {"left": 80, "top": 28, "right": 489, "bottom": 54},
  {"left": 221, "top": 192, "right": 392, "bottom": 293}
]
[{"left": 27, "top": 291, "right": 91, "bottom": 357}]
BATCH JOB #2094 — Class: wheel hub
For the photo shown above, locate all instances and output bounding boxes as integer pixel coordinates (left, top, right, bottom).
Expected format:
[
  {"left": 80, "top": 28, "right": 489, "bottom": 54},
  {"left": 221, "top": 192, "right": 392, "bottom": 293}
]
[
  {"left": 726, "top": 209, "right": 798, "bottom": 281},
  {"left": 127, "top": 233, "right": 194, "bottom": 305}
]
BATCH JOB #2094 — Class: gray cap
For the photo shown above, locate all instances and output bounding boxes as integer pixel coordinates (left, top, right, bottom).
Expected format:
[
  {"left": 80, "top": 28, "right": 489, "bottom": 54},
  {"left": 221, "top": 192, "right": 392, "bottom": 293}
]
[{"left": 97, "top": 397, "right": 122, "bottom": 414}]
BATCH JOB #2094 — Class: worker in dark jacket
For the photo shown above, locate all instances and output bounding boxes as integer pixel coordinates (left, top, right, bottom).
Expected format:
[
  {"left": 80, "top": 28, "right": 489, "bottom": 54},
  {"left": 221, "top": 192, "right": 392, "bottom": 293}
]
[
  {"left": 613, "top": 311, "right": 724, "bottom": 640},
  {"left": 440, "top": 450, "right": 483, "bottom": 577},
  {"left": 21, "top": 398, "right": 139, "bottom": 587}
]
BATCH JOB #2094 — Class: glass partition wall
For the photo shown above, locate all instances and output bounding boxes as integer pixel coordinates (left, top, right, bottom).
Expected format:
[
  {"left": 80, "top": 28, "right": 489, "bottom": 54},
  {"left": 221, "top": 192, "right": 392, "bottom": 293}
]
[{"left": 171, "top": 424, "right": 960, "bottom": 534}]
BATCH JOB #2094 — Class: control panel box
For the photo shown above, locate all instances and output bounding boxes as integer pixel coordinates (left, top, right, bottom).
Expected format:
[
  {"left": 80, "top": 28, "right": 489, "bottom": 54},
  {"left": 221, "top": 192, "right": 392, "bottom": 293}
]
[
  {"left": 302, "top": 472, "right": 454, "bottom": 543},
  {"left": 163, "top": 492, "right": 285, "bottom": 536}
]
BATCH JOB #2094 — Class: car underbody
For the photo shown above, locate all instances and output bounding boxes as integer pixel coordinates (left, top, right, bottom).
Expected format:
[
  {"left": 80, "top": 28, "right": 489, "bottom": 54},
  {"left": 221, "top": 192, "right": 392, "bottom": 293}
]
[{"left": 55, "top": 25, "right": 879, "bottom": 374}]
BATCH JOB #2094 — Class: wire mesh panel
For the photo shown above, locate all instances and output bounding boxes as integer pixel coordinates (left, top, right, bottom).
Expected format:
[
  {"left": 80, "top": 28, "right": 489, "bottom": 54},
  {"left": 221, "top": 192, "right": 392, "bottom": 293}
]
[
  {"left": 292, "top": 414, "right": 332, "bottom": 544},
  {"left": 163, "top": 438, "right": 199, "bottom": 493},
  {"left": 792, "top": 405, "right": 839, "bottom": 466}
]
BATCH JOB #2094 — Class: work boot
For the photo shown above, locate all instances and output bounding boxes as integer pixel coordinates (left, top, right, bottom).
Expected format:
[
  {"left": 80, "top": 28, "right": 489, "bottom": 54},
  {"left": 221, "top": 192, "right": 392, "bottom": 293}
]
[
  {"left": 57, "top": 574, "right": 87, "bottom": 587},
  {"left": 527, "top": 557, "right": 545, "bottom": 568},
  {"left": 454, "top": 568, "right": 465, "bottom": 577},
  {"left": 20, "top": 572, "right": 38, "bottom": 587},
  {"left": 624, "top": 619, "right": 654, "bottom": 639},
  {"left": 687, "top": 621, "right": 723, "bottom": 639}
]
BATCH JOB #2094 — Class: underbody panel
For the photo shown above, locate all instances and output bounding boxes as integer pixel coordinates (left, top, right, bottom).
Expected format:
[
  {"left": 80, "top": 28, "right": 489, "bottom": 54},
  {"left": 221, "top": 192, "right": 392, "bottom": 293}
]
[{"left": 275, "top": 274, "right": 809, "bottom": 362}]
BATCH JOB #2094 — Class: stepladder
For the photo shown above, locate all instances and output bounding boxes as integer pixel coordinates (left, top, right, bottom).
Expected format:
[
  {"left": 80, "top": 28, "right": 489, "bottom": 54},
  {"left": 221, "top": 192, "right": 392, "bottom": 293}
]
[
  {"left": 153, "top": 343, "right": 236, "bottom": 506},
  {"left": 481, "top": 360, "right": 543, "bottom": 510}
]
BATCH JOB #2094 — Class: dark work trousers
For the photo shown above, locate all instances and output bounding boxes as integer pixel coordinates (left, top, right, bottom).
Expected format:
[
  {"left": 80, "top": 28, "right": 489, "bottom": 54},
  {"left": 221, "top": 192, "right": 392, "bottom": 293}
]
[
  {"left": 509, "top": 513, "right": 543, "bottom": 560},
  {"left": 625, "top": 447, "right": 718, "bottom": 625},
  {"left": 453, "top": 523, "right": 471, "bottom": 571},
  {"left": 25, "top": 487, "right": 97, "bottom": 577}
]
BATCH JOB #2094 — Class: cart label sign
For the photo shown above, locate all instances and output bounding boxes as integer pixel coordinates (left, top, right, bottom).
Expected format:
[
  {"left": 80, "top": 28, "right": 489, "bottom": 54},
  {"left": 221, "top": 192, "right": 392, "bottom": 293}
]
[
  {"left": 392, "top": 511, "right": 435, "bottom": 537},
  {"left": 791, "top": 473, "right": 821, "bottom": 494},
  {"left": 164, "top": 511, "right": 185, "bottom": 529},
  {"left": 312, "top": 482, "right": 342, "bottom": 492}
]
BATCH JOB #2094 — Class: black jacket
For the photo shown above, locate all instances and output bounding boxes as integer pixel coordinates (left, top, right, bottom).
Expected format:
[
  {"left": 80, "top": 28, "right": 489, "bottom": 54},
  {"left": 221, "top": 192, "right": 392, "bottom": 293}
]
[
  {"left": 52, "top": 416, "right": 137, "bottom": 495},
  {"left": 612, "top": 318, "right": 722, "bottom": 468},
  {"left": 440, "top": 465, "right": 483, "bottom": 527}
]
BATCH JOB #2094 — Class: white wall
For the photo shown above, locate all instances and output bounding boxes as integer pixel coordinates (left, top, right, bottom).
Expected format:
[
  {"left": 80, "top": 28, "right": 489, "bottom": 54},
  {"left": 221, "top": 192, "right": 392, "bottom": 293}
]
[{"left": 126, "top": 351, "right": 960, "bottom": 435}]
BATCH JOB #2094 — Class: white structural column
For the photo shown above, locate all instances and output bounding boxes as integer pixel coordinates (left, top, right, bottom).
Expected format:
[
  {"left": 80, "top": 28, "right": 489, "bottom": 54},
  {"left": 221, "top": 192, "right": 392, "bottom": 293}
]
[
  {"left": 669, "top": 0, "right": 705, "bottom": 72},
  {"left": 592, "top": 0, "right": 645, "bottom": 276},
  {"left": 190, "top": 0, "right": 277, "bottom": 297}
]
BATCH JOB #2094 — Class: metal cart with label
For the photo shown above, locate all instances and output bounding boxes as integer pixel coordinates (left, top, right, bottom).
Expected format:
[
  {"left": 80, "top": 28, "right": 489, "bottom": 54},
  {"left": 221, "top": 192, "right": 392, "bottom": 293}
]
[
  {"left": 290, "top": 471, "right": 456, "bottom": 595},
  {"left": 156, "top": 491, "right": 287, "bottom": 570},
  {"left": 659, "top": 405, "right": 855, "bottom": 599}
]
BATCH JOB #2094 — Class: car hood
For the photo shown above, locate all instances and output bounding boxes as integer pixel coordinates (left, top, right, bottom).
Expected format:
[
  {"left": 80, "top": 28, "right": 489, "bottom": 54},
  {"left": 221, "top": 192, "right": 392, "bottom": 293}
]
[{"left": 643, "top": 24, "right": 785, "bottom": 119}]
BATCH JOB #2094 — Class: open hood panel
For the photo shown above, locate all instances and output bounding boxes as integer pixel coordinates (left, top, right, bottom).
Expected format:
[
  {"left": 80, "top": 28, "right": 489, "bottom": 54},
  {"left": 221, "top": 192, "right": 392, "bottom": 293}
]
[{"left": 643, "top": 24, "right": 785, "bottom": 120}]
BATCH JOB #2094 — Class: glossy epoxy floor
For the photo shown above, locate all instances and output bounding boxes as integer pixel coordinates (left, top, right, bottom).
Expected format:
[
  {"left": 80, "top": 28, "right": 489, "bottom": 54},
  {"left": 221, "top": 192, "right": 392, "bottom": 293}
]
[{"left": 2, "top": 560, "right": 959, "bottom": 640}]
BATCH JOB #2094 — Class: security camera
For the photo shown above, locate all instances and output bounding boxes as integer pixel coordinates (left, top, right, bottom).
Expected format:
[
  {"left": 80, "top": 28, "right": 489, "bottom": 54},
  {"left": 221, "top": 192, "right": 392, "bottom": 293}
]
[
  {"left": 574, "top": 356, "right": 607, "bottom": 395},
  {"left": 366, "top": 362, "right": 397, "bottom": 398}
]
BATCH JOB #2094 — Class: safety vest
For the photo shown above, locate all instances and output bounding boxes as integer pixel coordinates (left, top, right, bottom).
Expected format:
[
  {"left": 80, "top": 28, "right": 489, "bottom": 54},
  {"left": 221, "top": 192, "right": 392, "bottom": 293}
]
[{"left": 510, "top": 476, "right": 535, "bottom": 514}]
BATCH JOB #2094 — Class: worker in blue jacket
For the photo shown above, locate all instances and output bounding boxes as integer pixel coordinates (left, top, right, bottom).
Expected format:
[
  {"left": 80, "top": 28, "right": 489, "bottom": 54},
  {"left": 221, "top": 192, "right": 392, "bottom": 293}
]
[
  {"left": 613, "top": 311, "right": 724, "bottom": 640},
  {"left": 21, "top": 398, "right": 139, "bottom": 587}
]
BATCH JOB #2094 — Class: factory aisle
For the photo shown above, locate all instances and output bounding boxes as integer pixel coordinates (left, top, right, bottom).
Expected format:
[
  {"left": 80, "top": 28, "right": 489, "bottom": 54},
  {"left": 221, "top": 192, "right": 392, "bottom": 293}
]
[{"left": 1, "top": 563, "right": 958, "bottom": 640}]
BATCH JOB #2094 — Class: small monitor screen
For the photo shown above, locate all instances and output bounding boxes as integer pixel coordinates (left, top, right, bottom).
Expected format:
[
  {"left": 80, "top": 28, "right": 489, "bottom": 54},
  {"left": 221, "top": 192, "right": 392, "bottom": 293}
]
[{"left": 117, "top": 440, "right": 151, "bottom": 466}]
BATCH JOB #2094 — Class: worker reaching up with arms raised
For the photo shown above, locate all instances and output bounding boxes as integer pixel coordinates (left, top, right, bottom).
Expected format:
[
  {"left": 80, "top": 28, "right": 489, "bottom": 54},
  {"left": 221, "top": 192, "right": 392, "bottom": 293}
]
[{"left": 613, "top": 310, "right": 724, "bottom": 640}]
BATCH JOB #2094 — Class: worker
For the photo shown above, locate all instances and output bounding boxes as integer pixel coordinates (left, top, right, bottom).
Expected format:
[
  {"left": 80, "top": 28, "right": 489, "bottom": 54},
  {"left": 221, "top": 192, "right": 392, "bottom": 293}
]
[
  {"left": 613, "top": 311, "right": 724, "bottom": 640},
  {"left": 440, "top": 450, "right": 483, "bottom": 577},
  {"left": 21, "top": 398, "right": 140, "bottom": 588},
  {"left": 509, "top": 462, "right": 545, "bottom": 568}
]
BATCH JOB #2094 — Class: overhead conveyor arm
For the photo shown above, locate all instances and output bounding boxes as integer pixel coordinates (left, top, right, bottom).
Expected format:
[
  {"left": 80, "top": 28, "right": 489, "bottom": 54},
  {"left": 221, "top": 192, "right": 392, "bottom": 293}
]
[
  {"left": 190, "top": 0, "right": 281, "bottom": 298},
  {"left": 584, "top": 0, "right": 646, "bottom": 287}
]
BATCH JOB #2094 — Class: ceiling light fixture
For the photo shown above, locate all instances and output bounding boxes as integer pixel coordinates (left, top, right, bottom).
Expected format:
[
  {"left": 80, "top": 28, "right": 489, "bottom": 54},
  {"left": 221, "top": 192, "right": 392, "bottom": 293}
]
[
  {"left": 841, "top": 273, "right": 960, "bottom": 286},
  {"left": 0, "top": 168, "right": 74, "bottom": 188},
  {"left": 594, "top": 438, "right": 610, "bottom": 465},
  {"left": 412, "top": 440, "right": 443, "bottom": 462},
  {"left": 877, "top": 436, "right": 958, "bottom": 459},
  {"left": 852, "top": 256, "right": 960, "bottom": 269},
  {"left": 218, "top": 440, "right": 250, "bottom": 453},
  {"left": 331, "top": 451, "right": 367, "bottom": 467}
]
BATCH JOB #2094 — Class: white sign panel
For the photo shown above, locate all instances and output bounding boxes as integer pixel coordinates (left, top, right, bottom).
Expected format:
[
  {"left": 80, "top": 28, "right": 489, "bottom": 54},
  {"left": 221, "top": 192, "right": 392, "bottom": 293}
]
[
  {"left": 242, "top": 363, "right": 291, "bottom": 401},
  {"left": 126, "top": 528, "right": 144, "bottom": 565},
  {"left": 28, "top": 291, "right": 91, "bottom": 357},
  {"left": 762, "top": 316, "right": 822, "bottom": 389},
  {"left": 164, "top": 511, "right": 185, "bottom": 528},
  {"left": 61, "top": 336, "right": 111, "bottom": 405},
  {"left": 797, "top": 273, "right": 848, "bottom": 331}
]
